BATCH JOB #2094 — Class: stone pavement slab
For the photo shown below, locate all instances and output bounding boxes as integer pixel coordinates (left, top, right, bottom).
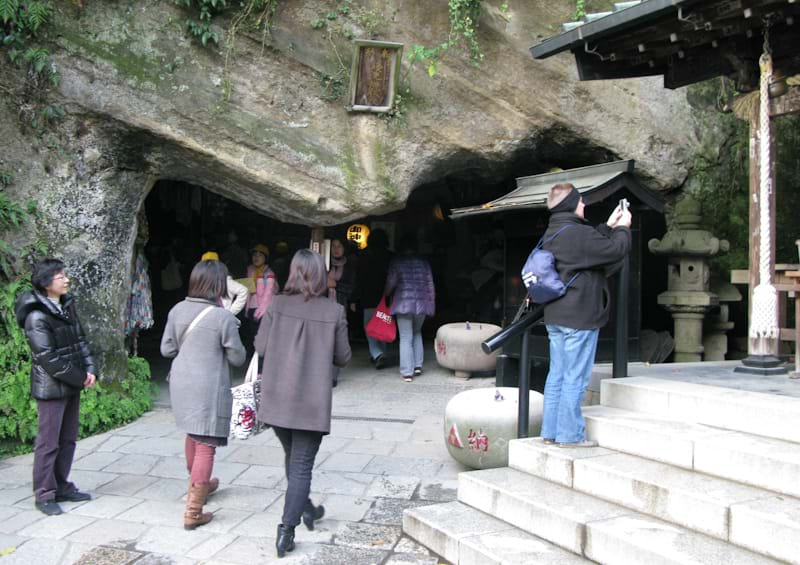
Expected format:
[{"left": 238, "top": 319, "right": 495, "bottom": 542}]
[
  {"left": 102, "top": 454, "right": 159, "bottom": 475},
  {"left": 71, "top": 451, "right": 125, "bottom": 471},
  {"left": 0, "top": 347, "right": 488, "bottom": 563},
  {"left": 365, "top": 475, "right": 420, "bottom": 500},
  {"left": 317, "top": 451, "right": 374, "bottom": 473},
  {"left": 230, "top": 464, "right": 285, "bottom": 488},
  {"left": 95, "top": 474, "right": 158, "bottom": 496},
  {"left": 64, "top": 517, "right": 147, "bottom": 546},
  {"left": 69, "top": 494, "right": 143, "bottom": 519}
]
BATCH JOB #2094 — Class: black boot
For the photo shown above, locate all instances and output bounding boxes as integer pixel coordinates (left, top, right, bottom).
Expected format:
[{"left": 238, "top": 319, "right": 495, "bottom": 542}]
[
  {"left": 302, "top": 500, "right": 325, "bottom": 531},
  {"left": 276, "top": 523, "right": 296, "bottom": 558}
]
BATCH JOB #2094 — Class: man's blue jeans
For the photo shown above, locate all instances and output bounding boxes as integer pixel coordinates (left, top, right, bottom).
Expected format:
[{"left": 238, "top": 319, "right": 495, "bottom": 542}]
[{"left": 541, "top": 324, "right": 599, "bottom": 444}]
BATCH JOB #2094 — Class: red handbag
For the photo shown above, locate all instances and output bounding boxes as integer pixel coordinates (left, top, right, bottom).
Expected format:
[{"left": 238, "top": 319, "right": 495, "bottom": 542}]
[{"left": 366, "top": 296, "right": 397, "bottom": 343}]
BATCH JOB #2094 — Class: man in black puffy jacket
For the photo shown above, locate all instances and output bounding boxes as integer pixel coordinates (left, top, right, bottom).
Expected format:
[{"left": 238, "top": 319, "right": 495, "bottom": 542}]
[
  {"left": 540, "top": 184, "right": 631, "bottom": 448},
  {"left": 15, "top": 258, "right": 97, "bottom": 515}
]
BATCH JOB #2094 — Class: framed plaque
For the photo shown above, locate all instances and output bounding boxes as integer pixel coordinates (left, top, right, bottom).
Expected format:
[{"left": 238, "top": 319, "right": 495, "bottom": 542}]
[{"left": 348, "top": 40, "right": 404, "bottom": 113}]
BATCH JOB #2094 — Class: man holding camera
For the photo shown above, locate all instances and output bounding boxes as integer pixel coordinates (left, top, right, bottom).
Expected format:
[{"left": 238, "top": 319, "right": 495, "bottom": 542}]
[{"left": 540, "top": 183, "right": 632, "bottom": 448}]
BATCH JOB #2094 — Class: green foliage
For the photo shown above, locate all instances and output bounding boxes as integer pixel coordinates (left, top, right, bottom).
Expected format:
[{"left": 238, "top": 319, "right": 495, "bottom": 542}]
[
  {"left": 408, "top": 43, "right": 448, "bottom": 78},
  {"left": 0, "top": 170, "right": 13, "bottom": 187},
  {"left": 176, "top": 0, "right": 279, "bottom": 47},
  {"left": 380, "top": 85, "right": 413, "bottom": 127},
  {"left": 0, "top": 278, "right": 37, "bottom": 447},
  {"left": 77, "top": 357, "right": 157, "bottom": 438},
  {"left": 686, "top": 79, "right": 800, "bottom": 275},
  {"left": 318, "top": 71, "right": 345, "bottom": 102},
  {"left": 574, "top": 0, "right": 586, "bottom": 19},
  {"left": 448, "top": 0, "right": 482, "bottom": 65},
  {"left": 0, "top": 0, "right": 59, "bottom": 86},
  {"left": 175, "top": 0, "right": 225, "bottom": 46},
  {"left": 0, "top": 191, "right": 27, "bottom": 280},
  {"left": 408, "top": 0, "right": 488, "bottom": 78}
]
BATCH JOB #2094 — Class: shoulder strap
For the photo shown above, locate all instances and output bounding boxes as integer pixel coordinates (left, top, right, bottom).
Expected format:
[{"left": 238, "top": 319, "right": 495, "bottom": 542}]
[
  {"left": 535, "top": 225, "right": 573, "bottom": 250},
  {"left": 179, "top": 305, "right": 215, "bottom": 347}
]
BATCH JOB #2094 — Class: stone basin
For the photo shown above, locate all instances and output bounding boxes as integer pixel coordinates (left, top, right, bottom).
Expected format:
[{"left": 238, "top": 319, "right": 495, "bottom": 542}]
[
  {"left": 444, "top": 387, "right": 544, "bottom": 469},
  {"left": 435, "top": 322, "right": 502, "bottom": 378}
]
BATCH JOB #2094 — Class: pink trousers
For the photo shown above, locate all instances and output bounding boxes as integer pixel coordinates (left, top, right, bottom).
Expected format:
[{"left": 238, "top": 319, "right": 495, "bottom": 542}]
[{"left": 184, "top": 435, "right": 216, "bottom": 485}]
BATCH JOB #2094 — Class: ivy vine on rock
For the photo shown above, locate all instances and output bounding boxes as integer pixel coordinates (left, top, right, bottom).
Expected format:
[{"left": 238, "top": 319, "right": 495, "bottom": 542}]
[{"left": 408, "top": 0, "right": 498, "bottom": 78}]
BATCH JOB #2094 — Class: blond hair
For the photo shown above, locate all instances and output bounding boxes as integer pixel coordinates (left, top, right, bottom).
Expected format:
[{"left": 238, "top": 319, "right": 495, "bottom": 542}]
[{"left": 546, "top": 183, "right": 576, "bottom": 210}]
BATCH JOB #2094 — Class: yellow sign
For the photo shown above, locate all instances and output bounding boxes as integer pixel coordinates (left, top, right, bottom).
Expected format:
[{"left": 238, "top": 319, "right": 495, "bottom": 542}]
[{"left": 346, "top": 224, "right": 371, "bottom": 250}]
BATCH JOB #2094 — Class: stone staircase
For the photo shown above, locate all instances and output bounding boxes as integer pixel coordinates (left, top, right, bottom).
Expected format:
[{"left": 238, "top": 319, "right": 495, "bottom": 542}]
[{"left": 403, "top": 376, "right": 800, "bottom": 564}]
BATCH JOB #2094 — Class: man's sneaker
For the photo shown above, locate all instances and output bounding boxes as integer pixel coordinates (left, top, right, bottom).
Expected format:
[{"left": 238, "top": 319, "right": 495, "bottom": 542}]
[
  {"left": 35, "top": 500, "right": 63, "bottom": 516},
  {"left": 55, "top": 490, "right": 92, "bottom": 503},
  {"left": 558, "top": 440, "right": 598, "bottom": 448},
  {"left": 413, "top": 367, "right": 423, "bottom": 376},
  {"left": 402, "top": 375, "right": 414, "bottom": 383},
  {"left": 542, "top": 438, "right": 556, "bottom": 445},
  {"left": 374, "top": 355, "right": 386, "bottom": 370}
]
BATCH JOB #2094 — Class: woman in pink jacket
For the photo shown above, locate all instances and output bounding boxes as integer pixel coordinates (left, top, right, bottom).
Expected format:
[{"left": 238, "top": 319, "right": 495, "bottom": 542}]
[{"left": 243, "top": 243, "right": 278, "bottom": 355}]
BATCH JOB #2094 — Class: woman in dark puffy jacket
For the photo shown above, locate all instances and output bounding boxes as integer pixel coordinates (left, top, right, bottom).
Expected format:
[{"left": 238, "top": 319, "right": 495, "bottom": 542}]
[
  {"left": 384, "top": 235, "right": 435, "bottom": 382},
  {"left": 15, "top": 258, "right": 97, "bottom": 516}
]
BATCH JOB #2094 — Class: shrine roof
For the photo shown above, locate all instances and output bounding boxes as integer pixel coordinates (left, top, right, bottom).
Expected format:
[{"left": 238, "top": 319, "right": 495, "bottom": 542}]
[
  {"left": 530, "top": 0, "right": 800, "bottom": 91},
  {"left": 449, "top": 160, "right": 663, "bottom": 218}
]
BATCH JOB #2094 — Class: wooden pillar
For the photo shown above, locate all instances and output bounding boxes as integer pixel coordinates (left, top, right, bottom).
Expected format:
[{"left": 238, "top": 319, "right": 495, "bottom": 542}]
[{"left": 310, "top": 227, "right": 325, "bottom": 253}]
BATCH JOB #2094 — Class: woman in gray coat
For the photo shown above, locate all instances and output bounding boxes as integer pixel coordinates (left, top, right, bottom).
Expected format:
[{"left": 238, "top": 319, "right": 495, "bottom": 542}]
[
  {"left": 161, "top": 260, "right": 246, "bottom": 530},
  {"left": 255, "top": 249, "right": 351, "bottom": 558}
]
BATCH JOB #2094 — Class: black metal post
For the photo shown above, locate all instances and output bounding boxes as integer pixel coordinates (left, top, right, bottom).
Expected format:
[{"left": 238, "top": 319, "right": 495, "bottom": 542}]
[
  {"left": 517, "top": 328, "right": 531, "bottom": 438},
  {"left": 612, "top": 255, "right": 630, "bottom": 379}
]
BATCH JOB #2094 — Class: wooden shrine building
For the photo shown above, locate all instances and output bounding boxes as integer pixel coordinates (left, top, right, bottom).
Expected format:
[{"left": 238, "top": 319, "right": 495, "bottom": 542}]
[{"left": 532, "top": 0, "right": 800, "bottom": 374}]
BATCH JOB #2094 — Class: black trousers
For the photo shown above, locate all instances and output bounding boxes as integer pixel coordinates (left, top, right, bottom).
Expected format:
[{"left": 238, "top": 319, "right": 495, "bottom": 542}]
[
  {"left": 33, "top": 394, "right": 80, "bottom": 502},
  {"left": 272, "top": 425, "right": 323, "bottom": 527}
]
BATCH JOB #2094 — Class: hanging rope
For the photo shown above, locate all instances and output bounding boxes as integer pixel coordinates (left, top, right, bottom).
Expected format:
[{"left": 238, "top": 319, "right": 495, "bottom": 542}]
[{"left": 749, "top": 28, "right": 779, "bottom": 340}]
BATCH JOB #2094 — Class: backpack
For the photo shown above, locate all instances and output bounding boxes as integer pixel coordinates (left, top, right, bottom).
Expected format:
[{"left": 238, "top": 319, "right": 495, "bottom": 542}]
[{"left": 521, "top": 226, "right": 580, "bottom": 304}]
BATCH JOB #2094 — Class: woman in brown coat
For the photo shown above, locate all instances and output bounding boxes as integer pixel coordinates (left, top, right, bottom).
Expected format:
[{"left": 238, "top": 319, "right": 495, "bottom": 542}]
[{"left": 254, "top": 249, "right": 351, "bottom": 558}]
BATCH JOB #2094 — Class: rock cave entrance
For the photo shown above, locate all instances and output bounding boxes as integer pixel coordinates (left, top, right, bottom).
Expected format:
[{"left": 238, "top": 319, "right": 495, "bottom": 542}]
[
  {"left": 133, "top": 179, "right": 314, "bottom": 385},
  {"left": 129, "top": 152, "right": 675, "bottom": 388}
]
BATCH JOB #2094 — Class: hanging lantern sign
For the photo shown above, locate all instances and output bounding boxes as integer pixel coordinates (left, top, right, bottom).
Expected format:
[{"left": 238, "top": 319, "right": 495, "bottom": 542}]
[{"left": 347, "top": 224, "right": 371, "bottom": 250}]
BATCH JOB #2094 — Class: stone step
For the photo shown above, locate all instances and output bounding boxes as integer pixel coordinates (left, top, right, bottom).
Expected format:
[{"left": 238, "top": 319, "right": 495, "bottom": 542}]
[
  {"left": 600, "top": 376, "right": 800, "bottom": 443},
  {"left": 402, "top": 500, "right": 589, "bottom": 564},
  {"left": 508, "top": 438, "right": 800, "bottom": 563},
  {"left": 583, "top": 404, "right": 800, "bottom": 498},
  {"left": 458, "top": 468, "right": 781, "bottom": 564}
]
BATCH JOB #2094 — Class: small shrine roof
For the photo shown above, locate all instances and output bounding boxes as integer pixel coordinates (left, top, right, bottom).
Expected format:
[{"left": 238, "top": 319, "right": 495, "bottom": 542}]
[{"left": 450, "top": 160, "right": 663, "bottom": 218}]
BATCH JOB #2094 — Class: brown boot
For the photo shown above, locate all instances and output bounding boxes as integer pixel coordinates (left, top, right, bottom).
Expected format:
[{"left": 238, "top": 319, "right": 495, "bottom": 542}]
[
  {"left": 184, "top": 483, "right": 213, "bottom": 530},
  {"left": 188, "top": 477, "right": 219, "bottom": 503}
]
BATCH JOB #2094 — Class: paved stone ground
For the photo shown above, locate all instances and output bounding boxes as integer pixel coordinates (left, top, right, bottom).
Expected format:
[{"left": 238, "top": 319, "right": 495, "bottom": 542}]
[{"left": 0, "top": 345, "right": 492, "bottom": 564}]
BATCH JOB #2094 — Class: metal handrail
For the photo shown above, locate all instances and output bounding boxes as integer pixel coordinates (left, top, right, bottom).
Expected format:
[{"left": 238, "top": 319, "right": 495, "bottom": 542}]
[
  {"left": 481, "top": 304, "right": 545, "bottom": 438},
  {"left": 481, "top": 303, "right": 545, "bottom": 355},
  {"left": 481, "top": 255, "right": 630, "bottom": 439}
]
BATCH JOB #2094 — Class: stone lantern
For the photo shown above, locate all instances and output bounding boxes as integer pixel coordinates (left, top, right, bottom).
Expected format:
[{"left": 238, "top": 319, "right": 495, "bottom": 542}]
[
  {"left": 703, "top": 277, "right": 743, "bottom": 361},
  {"left": 648, "top": 196, "right": 729, "bottom": 362}
]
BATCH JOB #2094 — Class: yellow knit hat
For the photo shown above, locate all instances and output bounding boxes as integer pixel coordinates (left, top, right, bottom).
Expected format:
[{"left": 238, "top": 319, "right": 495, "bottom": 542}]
[
  {"left": 201, "top": 251, "right": 220, "bottom": 261},
  {"left": 251, "top": 243, "right": 269, "bottom": 257}
]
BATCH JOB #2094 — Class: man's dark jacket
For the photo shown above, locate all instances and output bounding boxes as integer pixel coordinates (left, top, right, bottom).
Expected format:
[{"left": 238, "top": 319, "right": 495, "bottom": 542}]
[
  {"left": 541, "top": 211, "right": 632, "bottom": 330},
  {"left": 15, "top": 291, "right": 96, "bottom": 400}
]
